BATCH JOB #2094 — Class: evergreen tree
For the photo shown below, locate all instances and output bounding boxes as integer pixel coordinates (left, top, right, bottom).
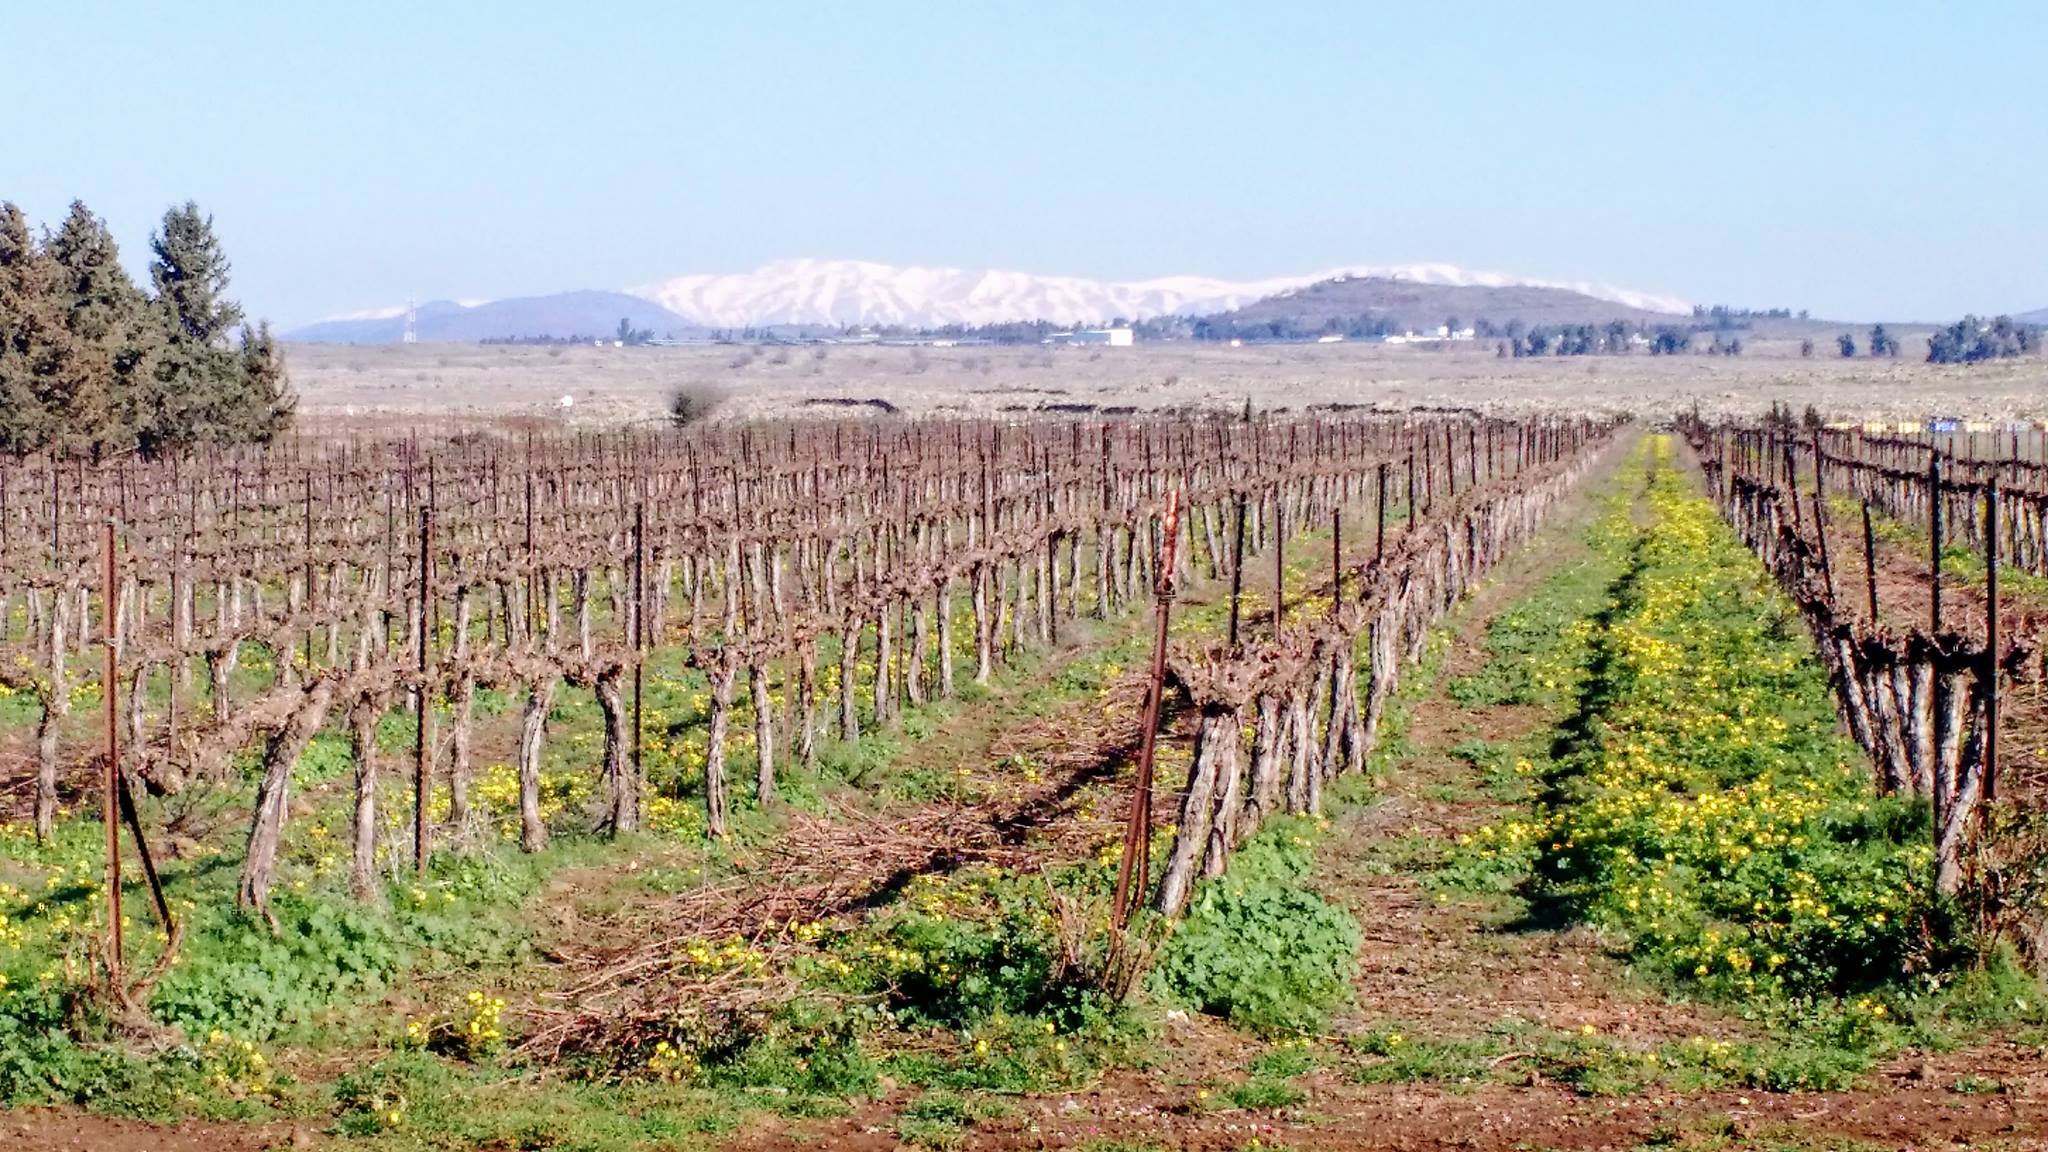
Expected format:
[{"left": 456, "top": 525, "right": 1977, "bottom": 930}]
[
  {"left": 0, "top": 202, "right": 61, "bottom": 453},
  {"left": 45, "top": 201, "right": 155, "bottom": 457},
  {"left": 0, "top": 200, "right": 291, "bottom": 459},
  {"left": 230, "top": 321, "right": 296, "bottom": 443},
  {"left": 1927, "top": 315, "right": 2029, "bottom": 364},
  {"left": 143, "top": 201, "right": 249, "bottom": 454},
  {"left": 1837, "top": 333, "right": 1857, "bottom": 357}
]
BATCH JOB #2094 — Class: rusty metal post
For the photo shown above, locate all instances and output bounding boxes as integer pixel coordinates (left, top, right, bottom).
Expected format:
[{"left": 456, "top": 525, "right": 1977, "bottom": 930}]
[
  {"left": 524, "top": 469, "right": 538, "bottom": 641},
  {"left": 1811, "top": 435, "right": 1834, "bottom": 604},
  {"left": 1406, "top": 450, "right": 1417, "bottom": 532},
  {"left": 1985, "top": 479, "right": 2000, "bottom": 801},
  {"left": 303, "top": 473, "right": 315, "bottom": 671},
  {"left": 114, "top": 513, "right": 172, "bottom": 941},
  {"left": 413, "top": 504, "right": 433, "bottom": 875},
  {"left": 1784, "top": 443, "right": 1803, "bottom": 532},
  {"left": 102, "top": 520, "right": 123, "bottom": 975},
  {"left": 1929, "top": 455, "right": 1943, "bottom": 633},
  {"left": 1273, "top": 485, "right": 1285, "bottom": 633},
  {"left": 632, "top": 500, "right": 646, "bottom": 811},
  {"left": 1330, "top": 509, "right": 1342, "bottom": 611},
  {"left": 1227, "top": 490, "right": 1247, "bottom": 649},
  {"left": 1111, "top": 491, "right": 1180, "bottom": 933},
  {"left": 1375, "top": 461, "right": 1388, "bottom": 577}
]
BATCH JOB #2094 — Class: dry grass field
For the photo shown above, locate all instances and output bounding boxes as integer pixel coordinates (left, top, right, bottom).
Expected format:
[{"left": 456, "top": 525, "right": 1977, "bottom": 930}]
[{"left": 287, "top": 339, "right": 2048, "bottom": 431}]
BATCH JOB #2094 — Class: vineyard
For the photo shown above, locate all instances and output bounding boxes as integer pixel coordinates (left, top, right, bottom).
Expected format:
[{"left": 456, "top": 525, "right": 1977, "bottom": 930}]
[{"left": 1, "top": 413, "right": 2044, "bottom": 1152}]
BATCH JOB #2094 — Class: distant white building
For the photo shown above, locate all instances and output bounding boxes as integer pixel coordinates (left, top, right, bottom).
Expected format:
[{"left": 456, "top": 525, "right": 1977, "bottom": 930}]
[
  {"left": 1051, "top": 327, "right": 1135, "bottom": 347},
  {"left": 1384, "top": 326, "right": 1477, "bottom": 345}
]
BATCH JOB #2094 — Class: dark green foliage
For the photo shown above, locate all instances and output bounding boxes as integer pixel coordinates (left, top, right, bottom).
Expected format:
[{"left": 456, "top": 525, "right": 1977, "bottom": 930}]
[
  {"left": 832, "top": 865, "right": 1111, "bottom": 1031},
  {"left": 1154, "top": 821, "right": 1362, "bottom": 1035},
  {"left": 230, "top": 320, "right": 296, "bottom": 443},
  {"left": 1867, "top": 323, "right": 1899, "bottom": 358},
  {"left": 151, "top": 898, "right": 405, "bottom": 1042},
  {"left": 41, "top": 202, "right": 154, "bottom": 457},
  {"left": 1837, "top": 332, "right": 1857, "bottom": 357},
  {"left": 669, "top": 383, "right": 723, "bottom": 426},
  {"left": 1926, "top": 314, "right": 2039, "bottom": 364},
  {"left": 0, "top": 198, "right": 292, "bottom": 459},
  {"left": 0, "top": 201, "right": 65, "bottom": 454},
  {"left": 1649, "top": 326, "right": 1690, "bottom": 355}
]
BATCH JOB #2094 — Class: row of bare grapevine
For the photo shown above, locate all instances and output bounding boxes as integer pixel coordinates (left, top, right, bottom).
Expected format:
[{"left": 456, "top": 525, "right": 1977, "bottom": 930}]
[
  {"left": 1682, "top": 420, "right": 2044, "bottom": 910},
  {"left": 0, "top": 416, "right": 1600, "bottom": 942}
]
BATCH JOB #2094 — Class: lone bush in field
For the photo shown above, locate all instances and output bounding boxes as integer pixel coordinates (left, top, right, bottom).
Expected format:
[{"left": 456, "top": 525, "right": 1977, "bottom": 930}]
[
  {"left": 1155, "top": 820, "right": 1361, "bottom": 1035},
  {"left": 668, "top": 383, "right": 724, "bottom": 426}
]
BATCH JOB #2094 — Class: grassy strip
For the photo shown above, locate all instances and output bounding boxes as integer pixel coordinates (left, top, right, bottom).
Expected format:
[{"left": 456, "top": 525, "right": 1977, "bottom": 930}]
[
  {"left": 1441, "top": 435, "right": 2043, "bottom": 1085},
  {"left": 1354, "top": 437, "right": 2045, "bottom": 1095},
  {"left": 1526, "top": 437, "right": 1937, "bottom": 1000}
]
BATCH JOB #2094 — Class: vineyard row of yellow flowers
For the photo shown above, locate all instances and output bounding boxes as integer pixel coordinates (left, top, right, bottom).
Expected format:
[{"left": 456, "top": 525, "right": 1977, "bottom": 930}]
[{"left": 1476, "top": 436, "right": 1937, "bottom": 997}]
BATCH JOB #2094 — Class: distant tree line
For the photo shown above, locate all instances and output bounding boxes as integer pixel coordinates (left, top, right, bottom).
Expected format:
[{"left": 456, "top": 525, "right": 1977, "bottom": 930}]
[
  {"left": 1925, "top": 315, "right": 2040, "bottom": 364},
  {"left": 0, "top": 199, "right": 291, "bottom": 459},
  {"left": 1190, "top": 312, "right": 1402, "bottom": 342},
  {"left": 1825, "top": 318, "right": 2040, "bottom": 364},
  {"left": 480, "top": 334, "right": 607, "bottom": 346},
  {"left": 1834, "top": 326, "right": 1897, "bottom": 358},
  {"left": 857, "top": 319, "right": 1074, "bottom": 344},
  {"left": 478, "top": 320, "right": 663, "bottom": 347},
  {"left": 1692, "top": 304, "right": 1805, "bottom": 330}
]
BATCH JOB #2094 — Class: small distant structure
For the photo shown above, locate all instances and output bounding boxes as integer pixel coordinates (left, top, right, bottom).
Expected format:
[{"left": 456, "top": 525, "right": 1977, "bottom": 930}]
[
  {"left": 1048, "top": 327, "right": 1134, "bottom": 347},
  {"left": 401, "top": 299, "right": 418, "bottom": 345},
  {"left": 1317, "top": 334, "right": 1345, "bottom": 344},
  {"left": 558, "top": 394, "right": 575, "bottom": 409},
  {"left": 1383, "top": 326, "right": 1478, "bottom": 345}
]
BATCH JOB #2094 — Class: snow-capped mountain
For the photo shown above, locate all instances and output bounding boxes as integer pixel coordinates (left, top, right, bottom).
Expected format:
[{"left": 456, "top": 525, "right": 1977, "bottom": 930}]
[
  {"left": 290, "top": 260, "right": 1692, "bottom": 342},
  {"left": 626, "top": 259, "right": 1689, "bottom": 329}
]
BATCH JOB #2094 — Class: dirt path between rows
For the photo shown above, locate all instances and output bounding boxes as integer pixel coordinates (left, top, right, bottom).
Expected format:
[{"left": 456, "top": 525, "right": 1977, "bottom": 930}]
[
  {"left": 731, "top": 435, "right": 2048, "bottom": 1152},
  {"left": 13, "top": 443, "right": 2047, "bottom": 1152},
  {"left": 1314, "top": 454, "right": 1753, "bottom": 1049}
]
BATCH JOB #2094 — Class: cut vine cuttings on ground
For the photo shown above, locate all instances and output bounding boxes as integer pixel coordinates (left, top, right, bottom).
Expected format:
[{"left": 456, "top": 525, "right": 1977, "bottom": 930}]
[{"left": 4, "top": 422, "right": 2045, "bottom": 1152}]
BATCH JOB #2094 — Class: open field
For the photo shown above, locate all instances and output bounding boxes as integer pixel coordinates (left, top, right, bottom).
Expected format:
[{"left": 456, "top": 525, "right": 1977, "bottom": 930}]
[
  {"left": 286, "top": 341, "right": 2048, "bottom": 429},
  {"left": 1, "top": 414, "right": 2043, "bottom": 1152}
]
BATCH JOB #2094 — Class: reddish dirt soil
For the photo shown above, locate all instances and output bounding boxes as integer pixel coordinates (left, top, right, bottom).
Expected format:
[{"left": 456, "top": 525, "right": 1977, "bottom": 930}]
[
  {"left": 10, "top": 445, "right": 2048, "bottom": 1151},
  {"left": 725, "top": 445, "right": 2048, "bottom": 1151},
  {"left": 1, "top": 1111, "right": 305, "bottom": 1151}
]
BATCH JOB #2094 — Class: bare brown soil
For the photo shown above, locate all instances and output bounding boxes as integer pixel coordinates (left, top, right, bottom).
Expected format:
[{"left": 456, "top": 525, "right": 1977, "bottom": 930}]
[{"left": 1, "top": 1111, "right": 302, "bottom": 1151}]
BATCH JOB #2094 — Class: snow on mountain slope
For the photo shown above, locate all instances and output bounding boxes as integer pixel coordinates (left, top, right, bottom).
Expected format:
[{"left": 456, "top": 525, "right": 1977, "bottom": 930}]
[{"left": 627, "top": 259, "right": 1689, "bottom": 329}]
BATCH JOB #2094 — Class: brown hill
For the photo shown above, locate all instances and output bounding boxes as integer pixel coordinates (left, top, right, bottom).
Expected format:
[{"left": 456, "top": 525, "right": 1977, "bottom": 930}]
[{"left": 1206, "top": 275, "right": 1683, "bottom": 333}]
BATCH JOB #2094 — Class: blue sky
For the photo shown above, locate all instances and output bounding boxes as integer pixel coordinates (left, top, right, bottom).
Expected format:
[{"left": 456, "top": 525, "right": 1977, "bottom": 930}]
[{"left": 6, "top": 0, "right": 2042, "bottom": 326}]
